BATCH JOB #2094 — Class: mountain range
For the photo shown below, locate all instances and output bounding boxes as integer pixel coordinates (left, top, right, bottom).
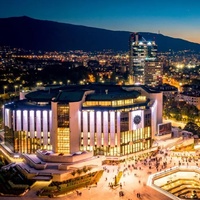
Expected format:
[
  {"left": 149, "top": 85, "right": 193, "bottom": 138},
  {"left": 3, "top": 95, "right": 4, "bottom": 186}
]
[{"left": 0, "top": 16, "right": 200, "bottom": 52}]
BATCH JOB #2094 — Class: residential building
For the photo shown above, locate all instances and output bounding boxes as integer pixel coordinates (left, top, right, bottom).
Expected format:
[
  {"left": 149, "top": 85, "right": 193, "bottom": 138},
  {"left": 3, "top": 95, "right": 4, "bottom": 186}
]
[
  {"left": 176, "top": 91, "right": 200, "bottom": 109},
  {"left": 144, "top": 60, "right": 163, "bottom": 86}
]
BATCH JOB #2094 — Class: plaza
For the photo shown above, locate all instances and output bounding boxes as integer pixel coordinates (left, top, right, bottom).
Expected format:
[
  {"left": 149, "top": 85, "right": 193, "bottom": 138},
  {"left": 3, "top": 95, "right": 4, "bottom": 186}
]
[
  {"left": 0, "top": 84, "right": 198, "bottom": 200},
  {"left": 61, "top": 143, "right": 200, "bottom": 200},
  {"left": 1, "top": 134, "right": 199, "bottom": 200}
]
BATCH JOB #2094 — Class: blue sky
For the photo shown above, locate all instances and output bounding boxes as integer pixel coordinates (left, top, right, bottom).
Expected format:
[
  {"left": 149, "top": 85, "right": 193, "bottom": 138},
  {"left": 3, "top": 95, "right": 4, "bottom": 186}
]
[{"left": 0, "top": 0, "right": 200, "bottom": 43}]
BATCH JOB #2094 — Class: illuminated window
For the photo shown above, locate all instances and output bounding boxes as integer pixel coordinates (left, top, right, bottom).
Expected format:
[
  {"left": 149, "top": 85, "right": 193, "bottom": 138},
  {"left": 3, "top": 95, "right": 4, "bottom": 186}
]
[{"left": 57, "top": 128, "right": 70, "bottom": 154}]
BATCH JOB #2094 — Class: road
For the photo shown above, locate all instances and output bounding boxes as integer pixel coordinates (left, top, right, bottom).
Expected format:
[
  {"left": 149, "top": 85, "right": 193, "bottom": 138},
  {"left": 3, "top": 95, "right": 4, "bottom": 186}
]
[{"left": 163, "top": 119, "right": 186, "bottom": 129}]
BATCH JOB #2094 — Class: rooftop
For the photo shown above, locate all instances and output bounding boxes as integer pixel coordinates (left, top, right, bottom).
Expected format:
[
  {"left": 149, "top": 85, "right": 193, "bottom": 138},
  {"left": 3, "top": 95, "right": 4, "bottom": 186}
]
[{"left": 4, "top": 99, "right": 51, "bottom": 110}]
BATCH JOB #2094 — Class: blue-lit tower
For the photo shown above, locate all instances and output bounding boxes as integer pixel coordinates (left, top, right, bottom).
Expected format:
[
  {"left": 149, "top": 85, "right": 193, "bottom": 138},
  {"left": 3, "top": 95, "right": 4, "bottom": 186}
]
[{"left": 129, "top": 33, "right": 157, "bottom": 84}]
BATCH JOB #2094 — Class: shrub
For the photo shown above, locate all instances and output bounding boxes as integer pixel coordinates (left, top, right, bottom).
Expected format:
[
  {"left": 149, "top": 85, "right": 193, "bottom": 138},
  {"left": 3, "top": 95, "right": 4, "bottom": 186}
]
[
  {"left": 71, "top": 171, "right": 76, "bottom": 176},
  {"left": 76, "top": 169, "right": 83, "bottom": 175},
  {"left": 82, "top": 166, "right": 88, "bottom": 173}
]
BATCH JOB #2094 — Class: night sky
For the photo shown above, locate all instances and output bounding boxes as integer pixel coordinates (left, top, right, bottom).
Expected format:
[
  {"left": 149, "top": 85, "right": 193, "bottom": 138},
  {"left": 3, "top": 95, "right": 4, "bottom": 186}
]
[{"left": 1, "top": 0, "right": 200, "bottom": 43}]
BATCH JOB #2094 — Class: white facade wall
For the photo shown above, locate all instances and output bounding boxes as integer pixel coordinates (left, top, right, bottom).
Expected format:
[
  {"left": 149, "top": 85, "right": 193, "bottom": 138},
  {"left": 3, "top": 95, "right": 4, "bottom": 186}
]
[
  {"left": 69, "top": 101, "right": 82, "bottom": 153},
  {"left": 23, "top": 110, "right": 28, "bottom": 131},
  {"left": 110, "top": 111, "right": 115, "bottom": 147},
  {"left": 29, "top": 110, "right": 34, "bottom": 138},
  {"left": 129, "top": 110, "right": 144, "bottom": 131},
  {"left": 4, "top": 108, "right": 51, "bottom": 146},
  {"left": 13, "top": 110, "right": 15, "bottom": 131},
  {"left": 83, "top": 111, "right": 88, "bottom": 146},
  {"left": 96, "top": 111, "right": 102, "bottom": 146},
  {"left": 81, "top": 108, "right": 155, "bottom": 148},
  {"left": 16, "top": 110, "right": 22, "bottom": 131},
  {"left": 42, "top": 110, "right": 48, "bottom": 144},
  {"left": 122, "top": 86, "right": 163, "bottom": 130},
  {"left": 103, "top": 111, "right": 108, "bottom": 146},
  {"left": 151, "top": 100, "right": 157, "bottom": 138},
  {"left": 4, "top": 108, "right": 11, "bottom": 128},
  {"left": 89, "top": 111, "right": 95, "bottom": 146},
  {"left": 36, "top": 110, "right": 41, "bottom": 138},
  {"left": 81, "top": 110, "right": 121, "bottom": 148},
  {"left": 116, "top": 111, "right": 121, "bottom": 146},
  {"left": 180, "top": 94, "right": 200, "bottom": 110}
]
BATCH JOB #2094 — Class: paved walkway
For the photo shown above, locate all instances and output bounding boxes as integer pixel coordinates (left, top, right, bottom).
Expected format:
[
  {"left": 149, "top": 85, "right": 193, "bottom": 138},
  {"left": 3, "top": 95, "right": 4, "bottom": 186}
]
[
  {"left": 62, "top": 162, "right": 172, "bottom": 200},
  {"left": 2, "top": 137, "right": 198, "bottom": 200},
  {"left": 0, "top": 159, "right": 173, "bottom": 200},
  {"left": 62, "top": 148, "right": 199, "bottom": 200}
]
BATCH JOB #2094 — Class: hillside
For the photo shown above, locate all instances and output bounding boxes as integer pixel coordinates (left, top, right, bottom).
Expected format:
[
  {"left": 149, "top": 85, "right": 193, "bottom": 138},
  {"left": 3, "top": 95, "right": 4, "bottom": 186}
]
[{"left": 0, "top": 16, "right": 200, "bottom": 52}]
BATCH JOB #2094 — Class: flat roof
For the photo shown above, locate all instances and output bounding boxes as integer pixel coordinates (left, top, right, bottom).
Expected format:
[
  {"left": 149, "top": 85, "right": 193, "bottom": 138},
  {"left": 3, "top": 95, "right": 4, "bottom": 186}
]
[
  {"left": 86, "top": 90, "right": 140, "bottom": 101},
  {"left": 4, "top": 99, "right": 51, "bottom": 110},
  {"left": 7, "top": 84, "right": 158, "bottom": 105}
]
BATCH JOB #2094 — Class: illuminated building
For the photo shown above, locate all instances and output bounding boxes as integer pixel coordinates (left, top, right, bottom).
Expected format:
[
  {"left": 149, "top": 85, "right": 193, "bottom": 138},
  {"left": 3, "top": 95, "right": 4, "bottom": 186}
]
[
  {"left": 176, "top": 91, "right": 200, "bottom": 109},
  {"left": 144, "top": 61, "right": 163, "bottom": 86},
  {"left": 3, "top": 84, "right": 162, "bottom": 159},
  {"left": 3, "top": 100, "right": 52, "bottom": 153},
  {"left": 129, "top": 33, "right": 158, "bottom": 84},
  {"left": 154, "top": 84, "right": 178, "bottom": 99}
]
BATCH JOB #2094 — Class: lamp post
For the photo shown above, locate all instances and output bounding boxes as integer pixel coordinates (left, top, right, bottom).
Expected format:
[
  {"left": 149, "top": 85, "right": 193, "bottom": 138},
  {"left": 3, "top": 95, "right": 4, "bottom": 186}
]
[
  {"left": 19, "top": 84, "right": 22, "bottom": 92},
  {"left": 3, "top": 86, "right": 7, "bottom": 94},
  {"left": 36, "top": 82, "right": 42, "bottom": 87},
  {"left": 14, "top": 85, "right": 18, "bottom": 94}
]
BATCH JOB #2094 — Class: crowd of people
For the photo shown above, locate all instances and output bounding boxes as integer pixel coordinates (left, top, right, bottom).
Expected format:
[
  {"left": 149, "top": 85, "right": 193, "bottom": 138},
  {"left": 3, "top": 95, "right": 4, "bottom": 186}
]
[{"left": 66, "top": 141, "right": 200, "bottom": 199}]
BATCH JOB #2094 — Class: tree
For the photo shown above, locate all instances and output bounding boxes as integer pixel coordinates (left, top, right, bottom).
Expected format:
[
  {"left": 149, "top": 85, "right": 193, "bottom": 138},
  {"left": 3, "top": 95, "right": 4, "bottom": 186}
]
[
  {"left": 184, "top": 122, "right": 200, "bottom": 136},
  {"left": 188, "top": 105, "right": 199, "bottom": 122},
  {"left": 82, "top": 166, "right": 88, "bottom": 173},
  {"left": 71, "top": 171, "right": 76, "bottom": 176},
  {"left": 76, "top": 169, "right": 83, "bottom": 175},
  {"left": 169, "top": 107, "right": 180, "bottom": 119}
]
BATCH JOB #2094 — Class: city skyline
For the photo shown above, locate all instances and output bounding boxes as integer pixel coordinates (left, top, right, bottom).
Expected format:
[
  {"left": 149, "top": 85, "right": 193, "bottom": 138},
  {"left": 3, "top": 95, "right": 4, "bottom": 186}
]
[{"left": 0, "top": 0, "right": 200, "bottom": 44}]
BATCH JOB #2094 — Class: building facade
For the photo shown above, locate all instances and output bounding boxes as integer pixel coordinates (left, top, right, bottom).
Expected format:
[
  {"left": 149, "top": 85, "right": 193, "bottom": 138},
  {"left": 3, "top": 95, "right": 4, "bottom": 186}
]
[
  {"left": 3, "top": 100, "right": 52, "bottom": 153},
  {"left": 176, "top": 91, "right": 200, "bottom": 109},
  {"left": 3, "top": 84, "right": 162, "bottom": 158},
  {"left": 154, "top": 84, "right": 178, "bottom": 99},
  {"left": 144, "top": 61, "right": 163, "bottom": 86},
  {"left": 129, "top": 33, "right": 158, "bottom": 84}
]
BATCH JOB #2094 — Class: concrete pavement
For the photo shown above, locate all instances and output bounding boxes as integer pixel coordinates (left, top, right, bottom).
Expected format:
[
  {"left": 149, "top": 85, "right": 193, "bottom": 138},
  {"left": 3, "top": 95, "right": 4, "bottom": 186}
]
[{"left": 2, "top": 136, "right": 196, "bottom": 200}]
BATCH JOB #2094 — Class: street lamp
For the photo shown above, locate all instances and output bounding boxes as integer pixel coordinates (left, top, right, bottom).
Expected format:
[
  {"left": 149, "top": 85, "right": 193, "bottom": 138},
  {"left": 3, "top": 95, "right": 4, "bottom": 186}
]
[
  {"left": 3, "top": 86, "right": 7, "bottom": 94},
  {"left": 36, "top": 82, "right": 42, "bottom": 87},
  {"left": 19, "top": 84, "right": 22, "bottom": 92},
  {"left": 14, "top": 85, "right": 18, "bottom": 94}
]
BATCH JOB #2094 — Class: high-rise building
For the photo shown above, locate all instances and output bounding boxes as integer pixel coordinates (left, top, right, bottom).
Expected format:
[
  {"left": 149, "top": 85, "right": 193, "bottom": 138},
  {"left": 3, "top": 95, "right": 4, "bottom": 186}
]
[
  {"left": 129, "top": 33, "right": 158, "bottom": 84},
  {"left": 144, "top": 60, "right": 163, "bottom": 86}
]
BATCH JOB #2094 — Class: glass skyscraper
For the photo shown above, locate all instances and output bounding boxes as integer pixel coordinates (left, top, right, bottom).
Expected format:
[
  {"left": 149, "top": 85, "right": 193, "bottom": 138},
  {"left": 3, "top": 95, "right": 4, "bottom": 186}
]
[{"left": 129, "top": 33, "right": 158, "bottom": 84}]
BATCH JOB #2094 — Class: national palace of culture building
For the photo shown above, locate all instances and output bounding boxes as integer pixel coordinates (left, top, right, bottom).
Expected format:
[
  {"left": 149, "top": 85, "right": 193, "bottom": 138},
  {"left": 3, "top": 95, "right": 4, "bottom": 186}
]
[{"left": 3, "top": 84, "right": 162, "bottom": 160}]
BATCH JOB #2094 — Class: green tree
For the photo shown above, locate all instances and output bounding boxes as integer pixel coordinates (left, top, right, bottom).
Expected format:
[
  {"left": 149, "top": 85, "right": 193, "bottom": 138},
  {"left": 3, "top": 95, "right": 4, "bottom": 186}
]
[{"left": 184, "top": 122, "right": 200, "bottom": 136}]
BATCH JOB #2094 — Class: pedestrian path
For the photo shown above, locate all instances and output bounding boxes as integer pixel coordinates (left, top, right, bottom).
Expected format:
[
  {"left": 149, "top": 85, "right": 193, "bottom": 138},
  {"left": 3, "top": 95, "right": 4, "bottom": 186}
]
[{"left": 63, "top": 159, "right": 173, "bottom": 200}]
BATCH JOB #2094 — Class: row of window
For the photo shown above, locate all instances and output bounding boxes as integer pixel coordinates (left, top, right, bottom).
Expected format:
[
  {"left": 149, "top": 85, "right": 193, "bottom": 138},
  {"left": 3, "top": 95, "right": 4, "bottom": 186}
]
[{"left": 80, "top": 138, "right": 151, "bottom": 156}]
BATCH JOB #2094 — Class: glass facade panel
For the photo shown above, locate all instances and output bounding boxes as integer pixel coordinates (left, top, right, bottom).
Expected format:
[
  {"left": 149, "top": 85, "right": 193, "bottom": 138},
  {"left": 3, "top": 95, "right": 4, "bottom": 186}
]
[
  {"left": 57, "top": 128, "right": 70, "bottom": 154},
  {"left": 57, "top": 104, "right": 70, "bottom": 154}
]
